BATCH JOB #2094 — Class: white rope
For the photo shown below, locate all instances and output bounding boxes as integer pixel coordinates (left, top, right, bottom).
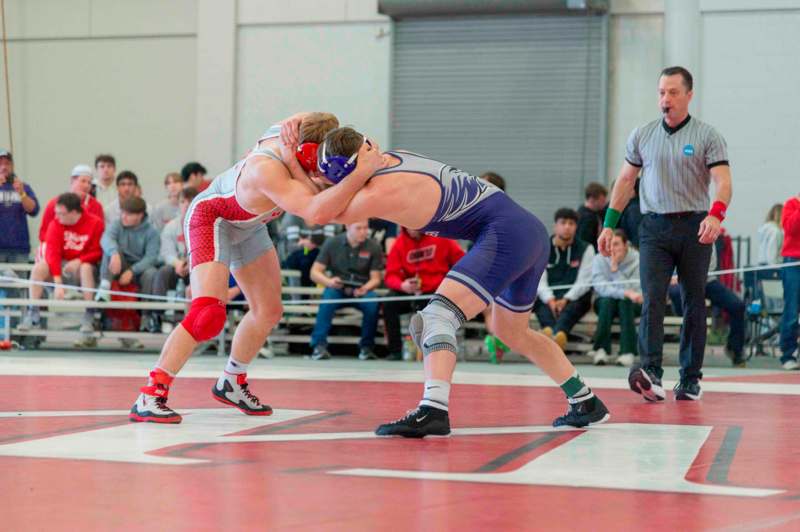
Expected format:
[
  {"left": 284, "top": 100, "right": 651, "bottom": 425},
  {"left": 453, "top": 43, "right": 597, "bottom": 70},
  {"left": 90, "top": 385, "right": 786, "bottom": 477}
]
[{"left": 0, "top": 261, "right": 797, "bottom": 308}]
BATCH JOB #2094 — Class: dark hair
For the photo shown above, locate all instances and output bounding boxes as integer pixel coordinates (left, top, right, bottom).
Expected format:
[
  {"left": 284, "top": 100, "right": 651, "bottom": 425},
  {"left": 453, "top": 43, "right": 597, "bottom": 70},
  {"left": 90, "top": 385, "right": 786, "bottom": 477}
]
[
  {"left": 121, "top": 196, "right": 147, "bottom": 214},
  {"left": 584, "top": 182, "right": 608, "bottom": 200},
  {"left": 181, "top": 162, "right": 207, "bottom": 182},
  {"left": 116, "top": 170, "right": 138, "bottom": 186},
  {"left": 612, "top": 228, "right": 629, "bottom": 243},
  {"left": 56, "top": 192, "right": 83, "bottom": 213},
  {"left": 554, "top": 207, "right": 578, "bottom": 223},
  {"left": 180, "top": 186, "right": 199, "bottom": 203},
  {"left": 660, "top": 66, "right": 693, "bottom": 91},
  {"left": 481, "top": 171, "right": 506, "bottom": 191},
  {"left": 319, "top": 127, "right": 363, "bottom": 167},
  {"left": 94, "top": 154, "right": 116, "bottom": 167}
]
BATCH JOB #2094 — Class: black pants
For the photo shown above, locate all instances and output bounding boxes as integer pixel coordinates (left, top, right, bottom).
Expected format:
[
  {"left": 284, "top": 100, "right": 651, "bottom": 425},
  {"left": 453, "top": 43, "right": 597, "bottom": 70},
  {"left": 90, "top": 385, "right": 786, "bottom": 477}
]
[
  {"left": 639, "top": 212, "right": 712, "bottom": 381},
  {"left": 533, "top": 291, "right": 592, "bottom": 334},
  {"left": 382, "top": 290, "right": 428, "bottom": 354}
]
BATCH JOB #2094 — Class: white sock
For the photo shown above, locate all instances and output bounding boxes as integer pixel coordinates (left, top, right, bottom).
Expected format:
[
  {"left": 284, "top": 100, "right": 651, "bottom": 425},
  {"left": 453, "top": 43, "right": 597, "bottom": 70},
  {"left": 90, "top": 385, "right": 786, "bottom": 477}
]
[
  {"left": 225, "top": 357, "right": 248, "bottom": 375},
  {"left": 419, "top": 379, "right": 450, "bottom": 411}
]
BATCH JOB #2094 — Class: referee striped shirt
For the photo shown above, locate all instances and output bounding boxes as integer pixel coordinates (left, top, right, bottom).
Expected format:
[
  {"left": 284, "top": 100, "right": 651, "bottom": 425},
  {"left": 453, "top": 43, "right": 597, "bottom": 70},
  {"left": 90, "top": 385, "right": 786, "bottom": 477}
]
[{"left": 625, "top": 115, "right": 728, "bottom": 214}]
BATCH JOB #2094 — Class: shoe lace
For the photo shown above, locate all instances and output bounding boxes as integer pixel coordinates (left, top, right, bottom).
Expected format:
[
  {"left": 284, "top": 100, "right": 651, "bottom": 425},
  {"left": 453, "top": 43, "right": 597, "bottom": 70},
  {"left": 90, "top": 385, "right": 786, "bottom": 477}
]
[
  {"left": 239, "top": 382, "right": 261, "bottom": 406},
  {"left": 153, "top": 396, "right": 173, "bottom": 413}
]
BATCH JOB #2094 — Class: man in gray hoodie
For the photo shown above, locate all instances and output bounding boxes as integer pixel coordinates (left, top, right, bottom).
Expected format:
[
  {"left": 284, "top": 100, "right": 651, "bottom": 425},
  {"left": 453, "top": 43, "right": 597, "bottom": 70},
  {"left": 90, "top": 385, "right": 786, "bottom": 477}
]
[{"left": 97, "top": 196, "right": 160, "bottom": 300}]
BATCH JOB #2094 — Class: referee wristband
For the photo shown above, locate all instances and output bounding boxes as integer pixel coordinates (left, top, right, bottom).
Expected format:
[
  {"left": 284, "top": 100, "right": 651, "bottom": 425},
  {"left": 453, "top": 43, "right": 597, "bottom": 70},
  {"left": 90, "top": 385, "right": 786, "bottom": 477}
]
[
  {"left": 709, "top": 201, "right": 727, "bottom": 222},
  {"left": 603, "top": 208, "right": 621, "bottom": 229}
]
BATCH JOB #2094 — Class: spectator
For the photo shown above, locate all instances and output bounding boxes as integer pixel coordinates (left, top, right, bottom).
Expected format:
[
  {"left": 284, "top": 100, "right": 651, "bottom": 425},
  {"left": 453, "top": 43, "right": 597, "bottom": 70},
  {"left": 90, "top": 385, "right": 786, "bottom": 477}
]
[
  {"left": 38, "top": 165, "right": 105, "bottom": 244},
  {"left": 780, "top": 192, "right": 800, "bottom": 370},
  {"left": 151, "top": 172, "right": 183, "bottom": 232},
  {"left": 382, "top": 227, "right": 465, "bottom": 360},
  {"left": 308, "top": 220, "right": 384, "bottom": 361},
  {"left": 480, "top": 171, "right": 506, "bottom": 191},
  {"left": 589, "top": 229, "right": 642, "bottom": 367},
  {"left": 757, "top": 203, "right": 783, "bottom": 265},
  {"left": 97, "top": 197, "right": 160, "bottom": 348},
  {"left": 146, "top": 187, "right": 199, "bottom": 332},
  {"left": 18, "top": 193, "right": 103, "bottom": 340},
  {"left": 577, "top": 181, "right": 608, "bottom": 251},
  {"left": 104, "top": 171, "right": 145, "bottom": 225},
  {"left": 277, "top": 212, "right": 340, "bottom": 260},
  {"left": 0, "top": 150, "right": 39, "bottom": 262},
  {"left": 534, "top": 207, "right": 595, "bottom": 350},
  {"left": 282, "top": 229, "right": 325, "bottom": 287},
  {"left": 93, "top": 154, "right": 117, "bottom": 208},
  {"left": 669, "top": 245, "right": 746, "bottom": 367},
  {"left": 181, "top": 161, "right": 209, "bottom": 192},
  {"left": 618, "top": 177, "right": 643, "bottom": 248}
]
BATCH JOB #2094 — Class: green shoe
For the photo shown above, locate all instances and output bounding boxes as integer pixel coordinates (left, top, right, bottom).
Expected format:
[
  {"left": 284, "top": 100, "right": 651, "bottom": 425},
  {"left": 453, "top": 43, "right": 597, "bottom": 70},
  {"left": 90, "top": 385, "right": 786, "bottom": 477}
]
[{"left": 484, "top": 335, "right": 506, "bottom": 364}]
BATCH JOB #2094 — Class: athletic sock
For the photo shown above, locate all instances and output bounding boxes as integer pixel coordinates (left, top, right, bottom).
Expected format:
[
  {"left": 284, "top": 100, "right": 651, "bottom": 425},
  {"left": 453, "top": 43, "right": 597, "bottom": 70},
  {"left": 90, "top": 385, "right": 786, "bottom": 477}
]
[
  {"left": 225, "top": 357, "right": 248, "bottom": 375},
  {"left": 559, "top": 370, "right": 592, "bottom": 401},
  {"left": 148, "top": 366, "right": 174, "bottom": 386},
  {"left": 419, "top": 379, "right": 450, "bottom": 411}
]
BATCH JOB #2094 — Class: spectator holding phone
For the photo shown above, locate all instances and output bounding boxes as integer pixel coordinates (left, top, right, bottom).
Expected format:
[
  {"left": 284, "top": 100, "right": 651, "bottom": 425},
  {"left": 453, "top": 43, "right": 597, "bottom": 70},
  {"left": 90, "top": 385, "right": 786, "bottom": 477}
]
[
  {"left": 308, "top": 220, "right": 383, "bottom": 361},
  {"left": 0, "top": 150, "right": 40, "bottom": 262}
]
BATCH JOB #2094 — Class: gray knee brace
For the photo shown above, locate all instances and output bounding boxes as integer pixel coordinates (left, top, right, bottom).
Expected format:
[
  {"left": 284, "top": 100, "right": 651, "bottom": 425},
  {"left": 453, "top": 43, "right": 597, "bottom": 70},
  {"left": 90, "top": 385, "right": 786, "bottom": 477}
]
[{"left": 409, "top": 294, "right": 467, "bottom": 356}]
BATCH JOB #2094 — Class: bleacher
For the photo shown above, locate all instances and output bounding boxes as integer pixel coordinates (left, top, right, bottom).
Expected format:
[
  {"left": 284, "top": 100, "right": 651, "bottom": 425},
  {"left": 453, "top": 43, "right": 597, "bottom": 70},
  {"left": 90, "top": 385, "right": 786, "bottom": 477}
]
[{"left": 0, "top": 262, "right": 701, "bottom": 361}]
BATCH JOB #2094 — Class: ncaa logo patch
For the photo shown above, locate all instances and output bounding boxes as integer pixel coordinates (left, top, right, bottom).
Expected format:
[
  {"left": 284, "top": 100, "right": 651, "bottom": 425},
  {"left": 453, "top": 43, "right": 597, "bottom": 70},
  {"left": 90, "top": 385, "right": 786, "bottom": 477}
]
[{"left": 683, "top": 144, "right": 695, "bottom": 156}]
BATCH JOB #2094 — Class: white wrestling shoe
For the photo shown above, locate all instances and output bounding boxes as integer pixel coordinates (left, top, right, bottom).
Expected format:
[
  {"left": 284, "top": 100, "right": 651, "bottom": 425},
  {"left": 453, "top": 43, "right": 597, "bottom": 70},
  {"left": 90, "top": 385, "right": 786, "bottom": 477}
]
[{"left": 212, "top": 372, "right": 273, "bottom": 416}]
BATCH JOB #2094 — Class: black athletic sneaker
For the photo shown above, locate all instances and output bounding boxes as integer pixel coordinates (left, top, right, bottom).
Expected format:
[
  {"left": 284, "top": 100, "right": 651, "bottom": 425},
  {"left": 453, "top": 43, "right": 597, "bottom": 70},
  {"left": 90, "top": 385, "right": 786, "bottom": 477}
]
[
  {"left": 552, "top": 394, "right": 610, "bottom": 428},
  {"left": 628, "top": 365, "right": 666, "bottom": 402},
  {"left": 375, "top": 405, "right": 450, "bottom": 438},
  {"left": 674, "top": 379, "right": 703, "bottom": 401}
]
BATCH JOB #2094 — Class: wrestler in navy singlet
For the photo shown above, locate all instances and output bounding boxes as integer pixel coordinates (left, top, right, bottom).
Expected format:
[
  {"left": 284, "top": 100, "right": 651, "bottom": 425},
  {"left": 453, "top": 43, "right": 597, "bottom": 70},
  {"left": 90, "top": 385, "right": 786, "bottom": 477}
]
[{"left": 373, "top": 151, "right": 550, "bottom": 312}]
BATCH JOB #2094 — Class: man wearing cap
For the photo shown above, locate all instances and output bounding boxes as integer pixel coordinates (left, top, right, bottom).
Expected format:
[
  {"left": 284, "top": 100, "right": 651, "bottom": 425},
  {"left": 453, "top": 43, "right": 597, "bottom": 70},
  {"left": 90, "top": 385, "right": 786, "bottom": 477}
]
[
  {"left": 0, "top": 150, "right": 40, "bottom": 263},
  {"left": 38, "top": 165, "right": 105, "bottom": 245},
  {"left": 598, "top": 66, "right": 732, "bottom": 402}
]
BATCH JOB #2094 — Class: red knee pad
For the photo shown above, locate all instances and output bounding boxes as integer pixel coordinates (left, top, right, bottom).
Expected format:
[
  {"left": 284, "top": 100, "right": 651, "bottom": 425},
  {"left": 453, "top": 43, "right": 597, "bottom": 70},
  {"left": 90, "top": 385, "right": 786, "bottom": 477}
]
[{"left": 181, "top": 296, "right": 227, "bottom": 341}]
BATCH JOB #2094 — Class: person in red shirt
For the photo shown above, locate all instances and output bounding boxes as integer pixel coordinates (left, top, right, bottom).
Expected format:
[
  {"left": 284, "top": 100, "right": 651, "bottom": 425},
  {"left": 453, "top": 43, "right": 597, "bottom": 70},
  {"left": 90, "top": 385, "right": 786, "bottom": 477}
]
[
  {"left": 19, "top": 193, "right": 104, "bottom": 335},
  {"left": 383, "top": 227, "right": 465, "bottom": 360},
  {"left": 780, "top": 192, "right": 800, "bottom": 370},
  {"left": 38, "top": 164, "right": 105, "bottom": 245}
]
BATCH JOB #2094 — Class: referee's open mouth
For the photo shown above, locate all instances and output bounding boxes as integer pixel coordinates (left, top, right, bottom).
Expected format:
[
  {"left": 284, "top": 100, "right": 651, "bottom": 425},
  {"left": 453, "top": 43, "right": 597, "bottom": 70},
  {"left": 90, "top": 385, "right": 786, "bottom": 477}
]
[{"left": 661, "top": 106, "right": 671, "bottom": 114}]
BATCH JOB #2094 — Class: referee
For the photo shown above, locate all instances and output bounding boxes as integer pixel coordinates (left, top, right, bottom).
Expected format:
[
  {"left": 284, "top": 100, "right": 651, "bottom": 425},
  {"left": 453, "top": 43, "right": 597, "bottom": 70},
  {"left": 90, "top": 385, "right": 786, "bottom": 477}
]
[{"left": 598, "top": 66, "right": 732, "bottom": 402}]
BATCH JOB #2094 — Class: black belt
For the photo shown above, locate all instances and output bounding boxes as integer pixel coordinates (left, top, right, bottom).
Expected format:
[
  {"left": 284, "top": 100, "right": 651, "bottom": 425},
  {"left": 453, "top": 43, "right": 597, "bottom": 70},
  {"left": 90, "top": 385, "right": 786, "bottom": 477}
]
[{"left": 647, "top": 211, "right": 705, "bottom": 218}]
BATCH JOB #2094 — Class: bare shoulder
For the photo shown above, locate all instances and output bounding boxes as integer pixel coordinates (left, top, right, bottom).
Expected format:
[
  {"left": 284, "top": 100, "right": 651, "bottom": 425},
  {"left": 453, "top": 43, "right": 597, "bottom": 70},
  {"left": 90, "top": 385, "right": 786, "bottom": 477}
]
[{"left": 242, "top": 156, "right": 290, "bottom": 189}]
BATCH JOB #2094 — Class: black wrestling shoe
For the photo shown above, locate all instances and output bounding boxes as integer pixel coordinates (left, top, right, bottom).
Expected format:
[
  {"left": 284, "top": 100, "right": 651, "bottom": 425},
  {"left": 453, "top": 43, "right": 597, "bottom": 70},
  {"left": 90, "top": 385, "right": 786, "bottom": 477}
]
[
  {"left": 552, "top": 394, "right": 610, "bottom": 428},
  {"left": 674, "top": 379, "right": 703, "bottom": 401},
  {"left": 628, "top": 364, "right": 666, "bottom": 402},
  {"left": 375, "top": 405, "right": 450, "bottom": 438}
]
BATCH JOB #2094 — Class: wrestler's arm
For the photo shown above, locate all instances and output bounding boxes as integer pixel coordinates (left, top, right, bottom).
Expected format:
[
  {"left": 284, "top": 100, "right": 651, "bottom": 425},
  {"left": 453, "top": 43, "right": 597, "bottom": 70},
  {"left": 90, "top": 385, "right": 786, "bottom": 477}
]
[
  {"left": 257, "top": 144, "right": 380, "bottom": 225},
  {"left": 331, "top": 181, "right": 384, "bottom": 224}
]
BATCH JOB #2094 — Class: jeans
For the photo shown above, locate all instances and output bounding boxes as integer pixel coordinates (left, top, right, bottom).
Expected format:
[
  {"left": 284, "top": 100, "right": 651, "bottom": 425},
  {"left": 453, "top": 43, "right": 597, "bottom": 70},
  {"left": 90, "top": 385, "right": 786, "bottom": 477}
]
[
  {"left": 669, "top": 279, "right": 745, "bottom": 357},
  {"left": 0, "top": 251, "right": 28, "bottom": 263},
  {"left": 310, "top": 287, "right": 380, "bottom": 349},
  {"left": 780, "top": 258, "right": 800, "bottom": 361},
  {"left": 382, "top": 290, "right": 428, "bottom": 354},
  {"left": 533, "top": 291, "right": 592, "bottom": 334},
  {"left": 593, "top": 297, "right": 640, "bottom": 355},
  {"left": 638, "top": 213, "right": 712, "bottom": 381}
]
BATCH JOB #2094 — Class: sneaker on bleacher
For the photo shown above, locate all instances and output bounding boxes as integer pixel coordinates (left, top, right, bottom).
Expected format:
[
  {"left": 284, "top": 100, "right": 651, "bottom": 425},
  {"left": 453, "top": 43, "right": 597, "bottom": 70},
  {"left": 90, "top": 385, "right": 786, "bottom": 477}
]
[
  {"left": 94, "top": 280, "right": 111, "bottom": 302},
  {"left": 79, "top": 310, "right": 95, "bottom": 334},
  {"left": 616, "top": 353, "right": 635, "bottom": 367},
  {"left": 120, "top": 338, "right": 144, "bottom": 349},
  {"left": 590, "top": 348, "right": 610, "bottom": 365},
  {"left": 358, "top": 347, "right": 378, "bottom": 360},
  {"left": 782, "top": 358, "right": 799, "bottom": 371},
  {"left": 17, "top": 308, "right": 41, "bottom": 331},
  {"left": 311, "top": 345, "right": 331, "bottom": 360}
]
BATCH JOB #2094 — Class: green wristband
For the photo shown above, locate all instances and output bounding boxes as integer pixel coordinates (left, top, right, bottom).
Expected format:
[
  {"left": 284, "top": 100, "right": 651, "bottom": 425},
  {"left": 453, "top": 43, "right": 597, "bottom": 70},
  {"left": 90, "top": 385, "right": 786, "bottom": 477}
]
[{"left": 603, "top": 208, "right": 621, "bottom": 229}]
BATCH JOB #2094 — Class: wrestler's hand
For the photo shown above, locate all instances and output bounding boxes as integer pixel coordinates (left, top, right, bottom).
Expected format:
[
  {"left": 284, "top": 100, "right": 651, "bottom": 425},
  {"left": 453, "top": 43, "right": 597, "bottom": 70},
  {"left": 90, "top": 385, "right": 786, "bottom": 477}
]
[
  {"left": 698, "top": 215, "right": 721, "bottom": 244},
  {"left": 597, "top": 228, "right": 613, "bottom": 257},
  {"left": 353, "top": 138, "right": 383, "bottom": 178},
  {"left": 280, "top": 116, "right": 303, "bottom": 148}
]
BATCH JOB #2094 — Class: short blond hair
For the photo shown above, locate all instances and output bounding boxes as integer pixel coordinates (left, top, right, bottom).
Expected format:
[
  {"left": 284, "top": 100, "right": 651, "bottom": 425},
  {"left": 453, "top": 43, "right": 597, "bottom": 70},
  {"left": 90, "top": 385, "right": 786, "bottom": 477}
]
[{"left": 299, "top": 112, "right": 339, "bottom": 144}]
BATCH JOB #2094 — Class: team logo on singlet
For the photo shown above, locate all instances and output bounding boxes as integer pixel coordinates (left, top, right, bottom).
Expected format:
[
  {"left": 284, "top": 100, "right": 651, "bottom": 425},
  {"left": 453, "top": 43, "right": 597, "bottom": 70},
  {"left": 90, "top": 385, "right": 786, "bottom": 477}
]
[{"left": 438, "top": 167, "right": 494, "bottom": 222}]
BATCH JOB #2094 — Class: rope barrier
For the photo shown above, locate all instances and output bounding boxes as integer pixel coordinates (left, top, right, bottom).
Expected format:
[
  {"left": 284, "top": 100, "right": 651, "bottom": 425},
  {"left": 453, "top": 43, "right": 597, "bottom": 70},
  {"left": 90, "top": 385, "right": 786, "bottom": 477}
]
[{"left": 1, "top": 261, "right": 797, "bottom": 308}]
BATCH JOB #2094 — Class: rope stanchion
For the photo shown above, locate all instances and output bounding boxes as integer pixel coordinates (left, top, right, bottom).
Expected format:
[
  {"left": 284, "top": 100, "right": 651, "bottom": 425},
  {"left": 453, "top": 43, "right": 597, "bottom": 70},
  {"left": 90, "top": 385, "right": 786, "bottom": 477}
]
[{"left": 1, "top": 261, "right": 797, "bottom": 309}]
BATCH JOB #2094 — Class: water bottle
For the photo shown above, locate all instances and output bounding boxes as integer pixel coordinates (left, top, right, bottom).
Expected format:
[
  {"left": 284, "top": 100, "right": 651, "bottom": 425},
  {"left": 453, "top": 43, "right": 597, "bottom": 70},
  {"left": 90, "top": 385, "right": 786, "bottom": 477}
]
[{"left": 176, "top": 278, "right": 186, "bottom": 299}]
